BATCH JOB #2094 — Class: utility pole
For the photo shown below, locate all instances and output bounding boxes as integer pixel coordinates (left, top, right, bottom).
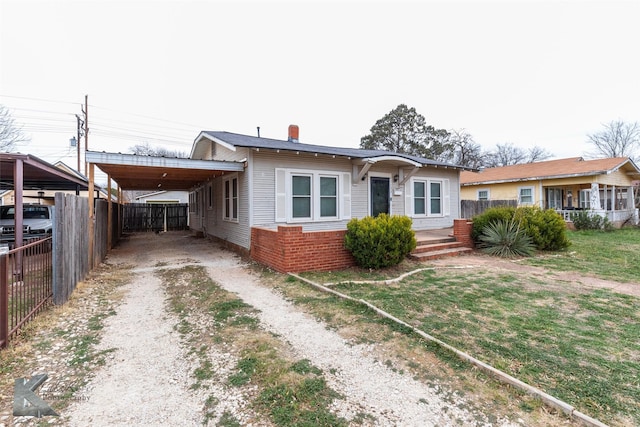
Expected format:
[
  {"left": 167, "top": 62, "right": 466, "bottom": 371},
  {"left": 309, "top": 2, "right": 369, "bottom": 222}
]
[
  {"left": 83, "top": 94, "right": 89, "bottom": 176},
  {"left": 74, "top": 114, "right": 85, "bottom": 173}
]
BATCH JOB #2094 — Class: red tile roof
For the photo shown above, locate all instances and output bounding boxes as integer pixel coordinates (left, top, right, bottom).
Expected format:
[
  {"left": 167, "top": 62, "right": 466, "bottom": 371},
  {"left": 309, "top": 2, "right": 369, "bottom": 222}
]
[{"left": 460, "top": 157, "right": 640, "bottom": 185}]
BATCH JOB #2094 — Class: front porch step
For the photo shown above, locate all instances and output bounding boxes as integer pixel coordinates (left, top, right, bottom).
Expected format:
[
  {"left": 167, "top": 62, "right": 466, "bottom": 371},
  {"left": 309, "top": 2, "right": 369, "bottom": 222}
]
[
  {"left": 409, "top": 246, "right": 474, "bottom": 261},
  {"left": 412, "top": 239, "right": 466, "bottom": 254}
]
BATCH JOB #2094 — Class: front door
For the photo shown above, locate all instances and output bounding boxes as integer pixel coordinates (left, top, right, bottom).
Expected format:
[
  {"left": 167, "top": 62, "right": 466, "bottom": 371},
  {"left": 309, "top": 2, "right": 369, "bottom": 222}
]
[{"left": 370, "top": 177, "right": 390, "bottom": 217}]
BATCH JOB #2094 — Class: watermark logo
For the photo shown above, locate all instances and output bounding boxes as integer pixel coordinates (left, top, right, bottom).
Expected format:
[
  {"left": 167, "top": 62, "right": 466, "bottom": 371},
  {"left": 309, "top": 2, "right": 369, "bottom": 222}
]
[{"left": 13, "top": 373, "right": 58, "bottom": 418}]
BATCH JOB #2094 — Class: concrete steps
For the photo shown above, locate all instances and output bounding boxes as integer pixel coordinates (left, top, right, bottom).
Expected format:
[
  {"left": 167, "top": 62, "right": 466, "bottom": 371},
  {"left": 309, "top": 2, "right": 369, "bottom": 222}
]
[{"left": 409, "top": 233, "right": 474, "bottom": 261}]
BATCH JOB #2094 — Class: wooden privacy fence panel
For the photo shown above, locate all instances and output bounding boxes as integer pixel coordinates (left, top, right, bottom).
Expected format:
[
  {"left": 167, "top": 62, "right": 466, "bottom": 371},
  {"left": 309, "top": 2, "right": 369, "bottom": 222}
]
[
  {"left": 53, "top": 193, "right": 90, "bottom": 305},
  {"left": 460, "top": 199, "right": 518, "bottom": 219},
  {"left": 122, "top": 203, "right": 189, "bottom": 232}
]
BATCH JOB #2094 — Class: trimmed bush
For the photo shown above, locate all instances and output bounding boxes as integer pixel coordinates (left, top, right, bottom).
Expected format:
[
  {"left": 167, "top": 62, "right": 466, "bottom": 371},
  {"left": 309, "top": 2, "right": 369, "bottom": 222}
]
[
  {"left": 478, "top": 219, "right": 535, "bottom": 258},
  {"left": 344, "top": 214, "right": 417, "bottom": 269},
  {"left": 570, "top": 211, "right": 614, "bottom": 231},
  {"left": 472, "top": 206, "right": 570, "bottom": 251}
]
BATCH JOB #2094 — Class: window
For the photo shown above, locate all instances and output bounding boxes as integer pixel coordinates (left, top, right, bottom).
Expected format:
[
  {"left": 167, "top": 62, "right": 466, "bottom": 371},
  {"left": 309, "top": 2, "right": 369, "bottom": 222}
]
[
  {"left": 412, "top": 179, "right": 444, "bottom": 216},
  {"left": 189, "top": 191, "right": 199, "bottom": 214},
  {"left": 223, "top": 175, "right": 238, "bottom": 221},
  {"left": 518, "top": 186, "right": 534, "bottom": 205},
  {"left": 207, "top": 184, "right": 213, "bottom": 210},
  {"left": 414, "top": 181, "right": 426, "bottom": 215},
  {"left": 275, "top": 169, "right": 350, "bottom": 223},
  {"left": 292, "top": 175, "right": 312, "bottom": 218},
  {"left": 546, "top": 188, "right": 562, "bottom": 209},
  {"left": 579, "top": 189, "right": 590, "bottom": 209},
  {"left": 320, "top": 176, "right": 337, "bottom": 217},
  {"left": 477, "top": 189, "right": 489, "bottom": 201}
]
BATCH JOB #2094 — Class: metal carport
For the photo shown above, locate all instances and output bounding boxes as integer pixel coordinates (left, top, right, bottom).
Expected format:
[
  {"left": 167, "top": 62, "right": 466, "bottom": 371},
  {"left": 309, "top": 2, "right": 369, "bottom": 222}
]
[{"left": 84, "top": 150, "right": 245, "bottom": 254}]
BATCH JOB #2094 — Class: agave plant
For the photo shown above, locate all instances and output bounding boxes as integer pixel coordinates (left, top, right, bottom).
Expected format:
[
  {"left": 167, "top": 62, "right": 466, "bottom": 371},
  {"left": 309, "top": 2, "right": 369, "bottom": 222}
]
[{"left": 478, "top": 219, "right": 535, "bottom": 258}]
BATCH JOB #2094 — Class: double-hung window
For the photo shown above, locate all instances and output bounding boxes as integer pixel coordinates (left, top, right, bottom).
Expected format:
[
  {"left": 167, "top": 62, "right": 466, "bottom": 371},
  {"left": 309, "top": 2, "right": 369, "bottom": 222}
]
[
  {"left": 223, "top": 175, "right": 238, "bottom": 221},
  {"left": 292, "top": 175, "right": 312, "bottom": 219},
  {"left": 519, "top": 186, "right": 534, "bottom": 205},
  {"left": 477, "top": 189, "right": 489, "bottom": 201},
  {"left": 275, "top": 169, "right": 349, "bottom": 223},
  {"left": 412, "top": 179, "right": 444, "bottom": 216},
  {"left": 319, "top": 176, "right": 338, "bottom": 218}
]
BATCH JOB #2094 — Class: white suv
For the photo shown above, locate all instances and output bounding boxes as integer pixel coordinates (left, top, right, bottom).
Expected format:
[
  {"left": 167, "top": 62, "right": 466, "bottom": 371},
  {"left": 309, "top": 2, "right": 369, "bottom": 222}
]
[{"left": 0, "top": 204, "right": 54, "bottom": 242}]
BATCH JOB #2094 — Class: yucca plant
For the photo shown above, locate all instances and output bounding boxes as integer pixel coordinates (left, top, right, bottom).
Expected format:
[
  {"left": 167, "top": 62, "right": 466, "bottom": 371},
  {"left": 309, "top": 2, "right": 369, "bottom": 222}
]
[{"left": 478, "top": 219, "right": 535, "bottom": 258}]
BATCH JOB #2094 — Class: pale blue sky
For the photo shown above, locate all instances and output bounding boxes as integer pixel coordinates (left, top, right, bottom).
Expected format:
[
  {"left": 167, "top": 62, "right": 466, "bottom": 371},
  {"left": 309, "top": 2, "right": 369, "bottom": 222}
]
[{"left": 1, "top": 0, "right": 639, "bottom": 169}]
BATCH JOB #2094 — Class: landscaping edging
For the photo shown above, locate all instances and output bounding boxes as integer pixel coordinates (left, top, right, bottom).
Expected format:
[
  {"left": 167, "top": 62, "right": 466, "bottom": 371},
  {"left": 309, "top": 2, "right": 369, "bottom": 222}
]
[{"left": 288, "top": 269, "right": 609, "bottom": 427}]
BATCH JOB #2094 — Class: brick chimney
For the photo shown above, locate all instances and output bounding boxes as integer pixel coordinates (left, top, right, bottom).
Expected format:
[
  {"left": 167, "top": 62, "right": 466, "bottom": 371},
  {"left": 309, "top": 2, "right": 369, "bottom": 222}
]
[{"left": 288, "top": 125, "right": 299, "bottom": 143}]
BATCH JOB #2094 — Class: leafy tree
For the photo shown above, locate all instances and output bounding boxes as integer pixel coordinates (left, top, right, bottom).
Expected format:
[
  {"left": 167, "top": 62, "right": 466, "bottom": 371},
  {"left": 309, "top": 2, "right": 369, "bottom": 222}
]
[
  {"left": 360, "top": 104, "right": 452, "bottom": 160},
  {"left": 0, "top": 104, "right": 29, "bottom": 152},
  {"left": 586, "top": 120, "right": 640, "bottom": 159},
  {"left": 130, "top": 141, "right": 187, "bottom": 158}
]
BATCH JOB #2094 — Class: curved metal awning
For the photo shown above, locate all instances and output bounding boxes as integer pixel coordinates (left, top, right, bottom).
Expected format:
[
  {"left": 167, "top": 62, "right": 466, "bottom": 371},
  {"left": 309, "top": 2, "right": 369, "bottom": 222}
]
[{"left": 86, "top": 151, "right": 245, "bottom": 191}]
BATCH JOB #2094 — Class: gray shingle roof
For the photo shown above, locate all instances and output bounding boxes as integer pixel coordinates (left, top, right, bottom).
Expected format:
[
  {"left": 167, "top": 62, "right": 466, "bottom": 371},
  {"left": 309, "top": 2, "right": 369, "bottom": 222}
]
[{"left": 203, "top": 131, "right": 468, "bottom": 169}]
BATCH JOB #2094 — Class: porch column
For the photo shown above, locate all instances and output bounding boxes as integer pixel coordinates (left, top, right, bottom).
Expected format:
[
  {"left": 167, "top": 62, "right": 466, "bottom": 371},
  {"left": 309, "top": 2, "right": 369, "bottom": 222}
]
[{"left": 590, "top": 183, "right": 602, "bottom": 210}]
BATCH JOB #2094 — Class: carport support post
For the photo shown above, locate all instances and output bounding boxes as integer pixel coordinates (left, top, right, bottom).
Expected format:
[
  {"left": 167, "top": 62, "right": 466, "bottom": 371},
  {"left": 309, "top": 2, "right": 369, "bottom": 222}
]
[
  {"left": 88, "top": 163, "right": 95, "bottom": 268},
  {"left": 107, "top": 175, "right": 112, "bottom": 250}
]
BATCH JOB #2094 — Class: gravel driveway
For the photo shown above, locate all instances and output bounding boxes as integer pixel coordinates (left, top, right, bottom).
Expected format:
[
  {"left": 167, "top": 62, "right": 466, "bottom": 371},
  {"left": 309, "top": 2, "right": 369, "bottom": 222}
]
[{"left": 56, "top": 231, "right": 522, "bottom": 426}]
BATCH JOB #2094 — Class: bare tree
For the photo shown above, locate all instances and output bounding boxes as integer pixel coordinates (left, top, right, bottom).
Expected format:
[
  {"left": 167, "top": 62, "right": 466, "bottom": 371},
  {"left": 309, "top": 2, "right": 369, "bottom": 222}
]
[
  {"left": 586, "top": 120, "right": 640, "bottom": 158},
  {"left": 0, "top": 105, "right": 30, "bottom": 152},
  {"left": 130, "top": 141, "right": 187, "bottom": 158},
  {"left": 526, "top": 146, "right": 553, "bottom": 163},
  {"left": 447, "top": 129, "right": 483, "bottom": 168},
  {"left": 483, "top": 143, "right": 553, "bottom": 167}
]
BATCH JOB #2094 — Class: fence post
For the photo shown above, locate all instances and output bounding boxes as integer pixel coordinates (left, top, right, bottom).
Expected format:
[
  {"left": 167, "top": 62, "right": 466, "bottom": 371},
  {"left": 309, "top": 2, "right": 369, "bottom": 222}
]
[{"left": 0, "top": 253, "right": 8, "bottom": 348}]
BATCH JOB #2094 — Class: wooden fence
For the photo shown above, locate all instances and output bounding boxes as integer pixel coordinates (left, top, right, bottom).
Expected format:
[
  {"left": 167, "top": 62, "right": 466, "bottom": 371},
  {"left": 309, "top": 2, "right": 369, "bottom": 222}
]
[
  {"left": 460, "top": 199, "right": 518, "bottom": 219},
  {"left": 122, "top": 203, "right": 188, "bottom": 232},
  {"left": 2, "top": 194, "right": 119, "bottom": 348}
]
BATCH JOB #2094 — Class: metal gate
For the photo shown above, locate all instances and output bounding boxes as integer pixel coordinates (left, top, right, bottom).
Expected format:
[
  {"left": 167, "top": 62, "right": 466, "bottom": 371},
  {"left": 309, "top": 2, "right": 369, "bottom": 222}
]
[{"left": 122, "top": 203, "right": 189, "bottom": 232}]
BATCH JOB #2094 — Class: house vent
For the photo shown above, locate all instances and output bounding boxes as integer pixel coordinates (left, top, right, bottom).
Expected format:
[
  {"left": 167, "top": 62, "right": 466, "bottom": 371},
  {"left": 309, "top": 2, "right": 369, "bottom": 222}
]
[{"left": 288, "top": 125, "right": 299, "bottom": 143}]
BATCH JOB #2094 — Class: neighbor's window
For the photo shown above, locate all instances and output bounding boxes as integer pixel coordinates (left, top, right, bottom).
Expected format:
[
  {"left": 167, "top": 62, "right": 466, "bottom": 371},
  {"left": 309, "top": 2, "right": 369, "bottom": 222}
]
[
  {"left": 319, "top": 176, "right": 337, "bottom": 217},
  {"left": 518, "top": 186, "right": 534, "bottom": 205},
  {"left": 477, "top": 189, "right": 489, "bottom": 201},
  {"left": 579, "top": 189, "right": 590, "bottom": 209},
  {"left": 223, "top": 175, "right": 238, "bottom": 221},
  {"left": 292, "top": 175, "right": 312, "bottom": 219}
]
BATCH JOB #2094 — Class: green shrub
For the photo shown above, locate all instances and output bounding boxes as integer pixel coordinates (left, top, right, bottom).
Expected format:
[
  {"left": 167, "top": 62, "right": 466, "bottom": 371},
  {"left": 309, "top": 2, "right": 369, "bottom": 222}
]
[
  {"left": 514, "top": 206, "right": 571, "bottom": 251},
  {"left": 472, "top": 206, "right": 570, "bottom": 251},
  {"left": 478, "top": 219, "right": 535, "bottom": 258},
  {"left": 344, "top": 214, "right": 417, "bottom": 269},
  {"left": 570, "top": 211, "right": 614, "bottom": 231},
  {"left": 471, "top": 206, "right": 516, "bottom": 242}
]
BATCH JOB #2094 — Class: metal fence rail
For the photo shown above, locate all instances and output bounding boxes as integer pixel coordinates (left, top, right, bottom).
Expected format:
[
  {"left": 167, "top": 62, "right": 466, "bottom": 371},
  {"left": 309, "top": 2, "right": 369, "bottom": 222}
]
[{"left": 0, "top": 237, "right": 53, "bottom": 348}]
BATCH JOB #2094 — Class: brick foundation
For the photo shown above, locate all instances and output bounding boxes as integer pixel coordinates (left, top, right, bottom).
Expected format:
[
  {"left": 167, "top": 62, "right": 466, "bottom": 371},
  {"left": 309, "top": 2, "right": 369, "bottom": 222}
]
[
  {"left": 250, "top": 226, "right": 356, "bottom": 273},
  {"left": 453, "top": 219, "right": 474, "bottom": 248}
]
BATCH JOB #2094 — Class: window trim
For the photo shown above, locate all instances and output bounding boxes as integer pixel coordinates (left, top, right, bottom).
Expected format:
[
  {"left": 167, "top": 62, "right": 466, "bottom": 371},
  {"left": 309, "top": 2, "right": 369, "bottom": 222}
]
[
  {"left": 276, "top": 168, "right": 348, "bottom": 223},
  {"left": 411, "top": 178, "right": 445, "bottom": 217},
  {"left": 222, "top": 173, "right": 239, "bottom": 222},
  {"left": 518, "top": 186, "right": 534, "bottom": 205},
  {"left": 477, "top": 189, "right": 489, "bottom": 201}
]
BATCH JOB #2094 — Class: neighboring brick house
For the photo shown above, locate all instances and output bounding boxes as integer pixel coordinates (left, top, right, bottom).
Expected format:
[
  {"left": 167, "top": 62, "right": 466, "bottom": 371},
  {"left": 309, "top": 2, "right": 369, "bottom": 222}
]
[
  {"left": 460, "top": 157, "right": 640, "bottom": 227},
  {"left": 187, "top": 126, "right": 470, "bottom": 272}
]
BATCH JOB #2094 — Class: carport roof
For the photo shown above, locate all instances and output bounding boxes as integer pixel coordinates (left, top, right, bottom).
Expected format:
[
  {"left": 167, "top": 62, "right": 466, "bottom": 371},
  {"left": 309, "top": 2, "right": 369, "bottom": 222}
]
[
  {"left": 0, "top": 153, "right": 89, "bottom": 191},
  {"left": 86, "top": 151, "right": 245, "bottom": 191}
]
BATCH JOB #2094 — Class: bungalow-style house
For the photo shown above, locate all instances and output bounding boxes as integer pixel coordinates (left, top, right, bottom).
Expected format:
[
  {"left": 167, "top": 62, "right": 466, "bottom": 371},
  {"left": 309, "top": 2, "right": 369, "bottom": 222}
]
[
  {"left": 460, "top": 157, "right": 640, "bottom": 227},
  {"left": 187, "top": 126, "right": 471, "bottom": 272}
]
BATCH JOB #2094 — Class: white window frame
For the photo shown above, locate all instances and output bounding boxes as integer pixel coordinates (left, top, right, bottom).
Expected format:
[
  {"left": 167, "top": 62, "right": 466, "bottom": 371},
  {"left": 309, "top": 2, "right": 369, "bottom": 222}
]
[
  {"left": 579, "top": 189, "right": 591, "bottom": 209},
  {"left": 222, "top": 174, "right": 239, "bottom": 222},
  {"left": 477, "top": 189, "right": 489, "bottom": 201},
  {"left": 275, "top": 168, "right": 350, "bottom": 223},
  {"left": 291, "top": 173, "right": 313, "bottom": 221},
  {"left": 518, "top": 186, "right": 534, "bottom": 205},
  {"left": 207, "top": 183, "right": 214, "bottom": 210},
  {"left": 410, "top": 178, "right": 447, "bottom": 217}
]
